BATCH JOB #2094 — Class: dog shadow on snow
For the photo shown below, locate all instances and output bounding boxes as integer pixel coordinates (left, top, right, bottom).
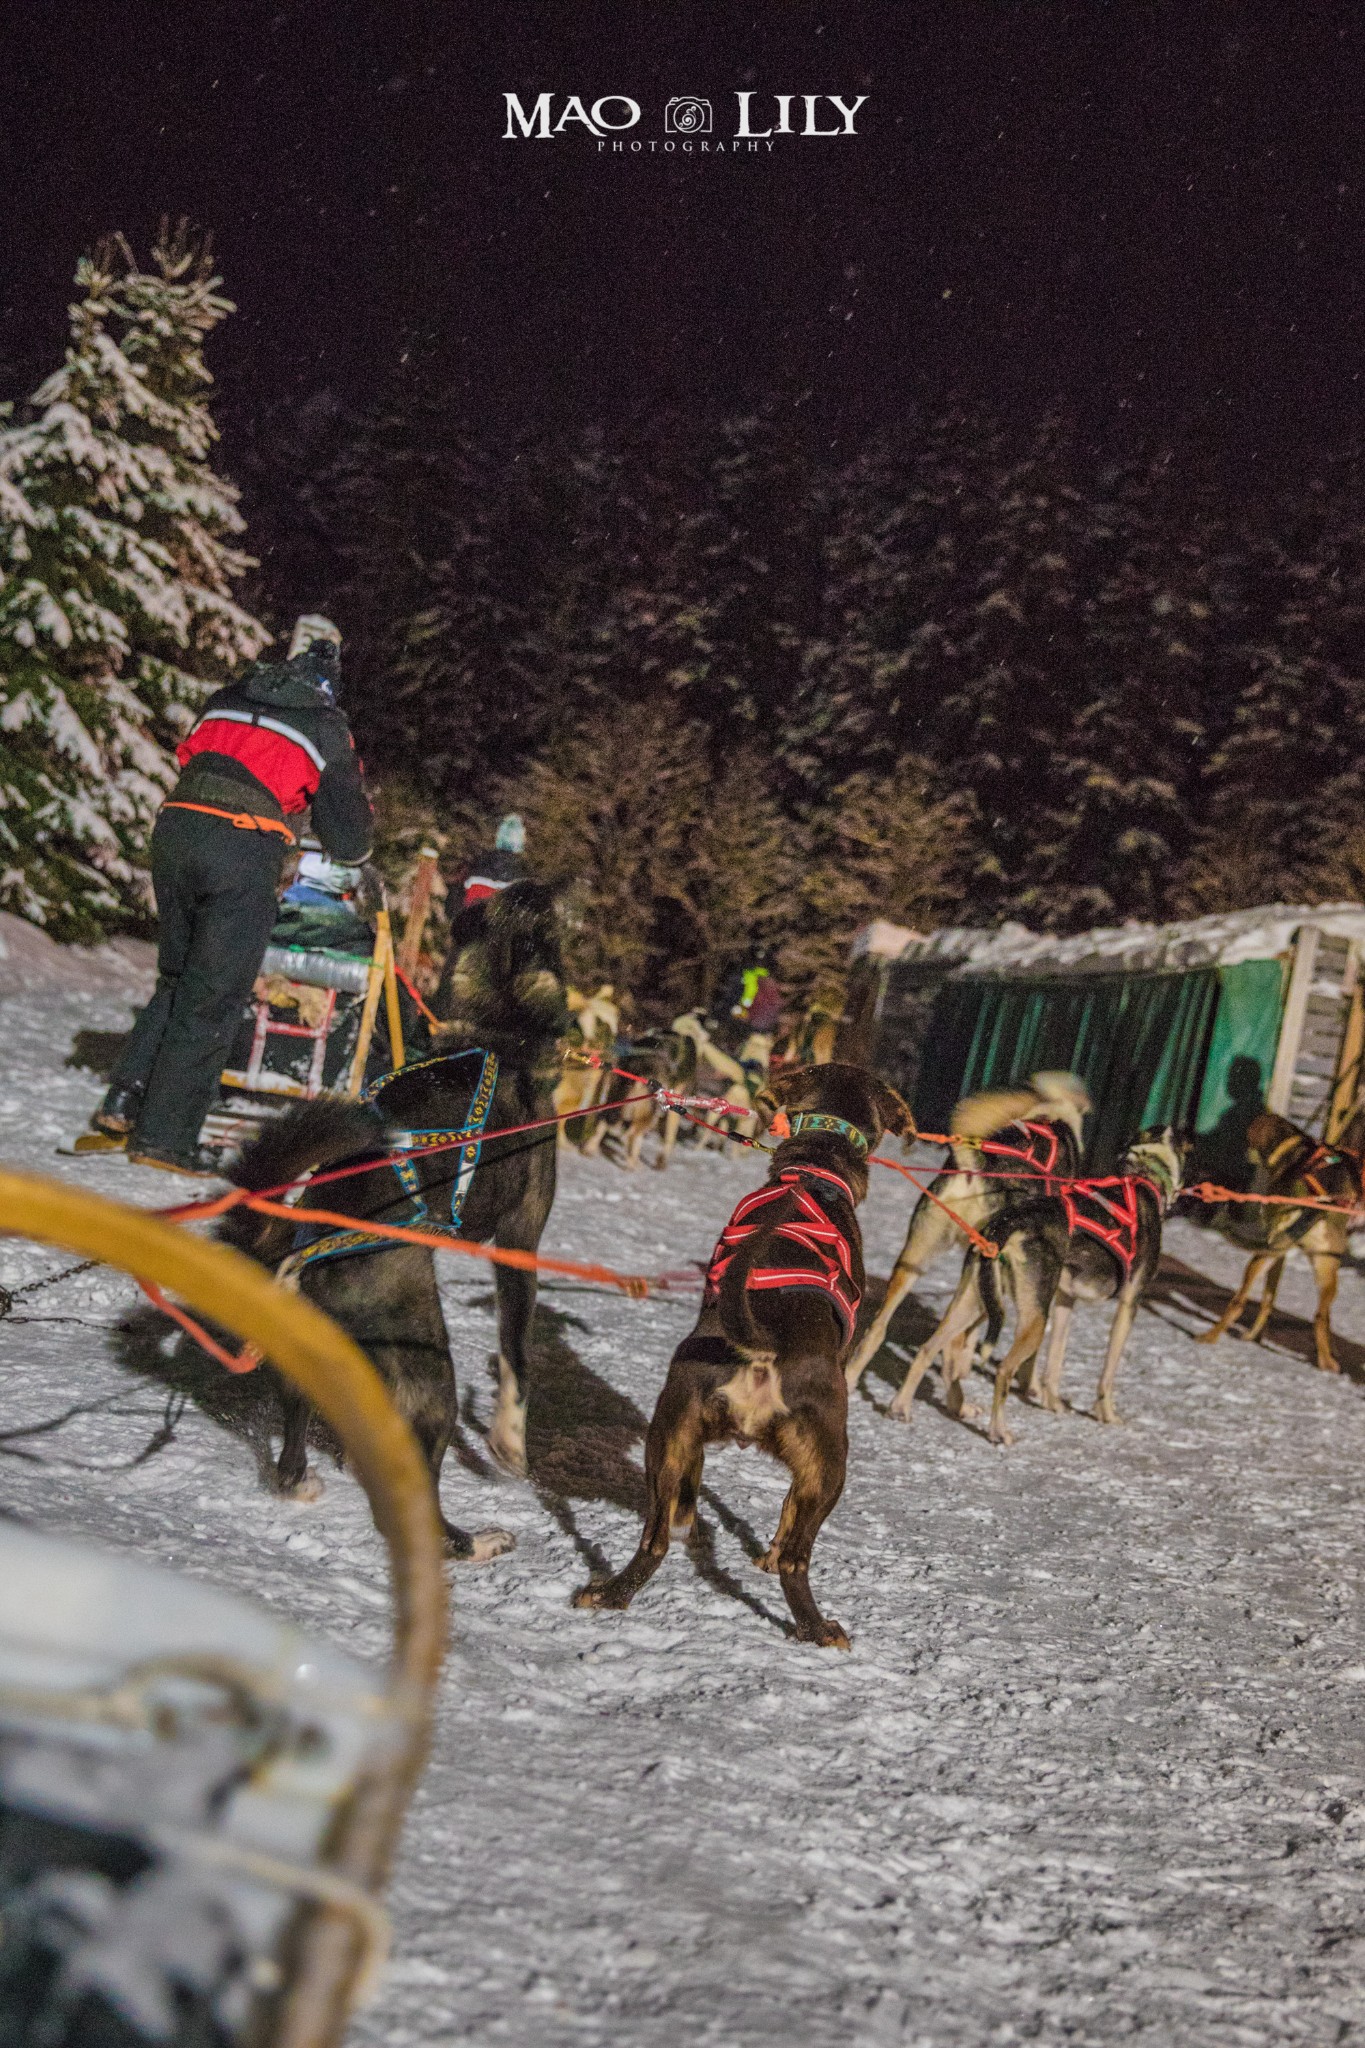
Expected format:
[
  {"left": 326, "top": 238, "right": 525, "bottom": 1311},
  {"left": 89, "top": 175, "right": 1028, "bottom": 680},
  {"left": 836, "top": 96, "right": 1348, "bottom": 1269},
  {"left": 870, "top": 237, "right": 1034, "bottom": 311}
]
[
  {"left": 1143, "top": 1251, "right": 1365, "bottom": 1383},
  {"left": 853, "top": 1257, "right": 1365, "bottom": 1402},
  {"left": 110, "top": 1287, "right": 793, "bottom": 1635},
  {"left": 847, "top": 1275, "right": 974, "bottom": 1414},
  {"left": 109, "top": 1302, "right": 308, "bottom": 1490},
  {"left": 466, "top": 1289, "right": 795, "bottom": 1636}
]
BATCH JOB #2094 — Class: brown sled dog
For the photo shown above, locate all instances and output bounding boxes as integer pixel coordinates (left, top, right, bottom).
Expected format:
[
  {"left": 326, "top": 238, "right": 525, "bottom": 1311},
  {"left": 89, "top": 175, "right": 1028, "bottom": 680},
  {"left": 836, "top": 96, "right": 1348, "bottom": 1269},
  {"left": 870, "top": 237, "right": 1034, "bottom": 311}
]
[
  {"left": 848, "top": 1072, "right": 1091, "bottom": 1402},
  {"left": 574, "top": 1063, "right": 914, "bottom": 1648},
  {"left": 1198, "top": 1106, "right": 1365, "bottom": 1373},
  {"left": 581, "top": 1026, "right": 698, "bottom": 1170},
  {"left": 219, "top": 881, "right": 568, "bottom": 1555}
]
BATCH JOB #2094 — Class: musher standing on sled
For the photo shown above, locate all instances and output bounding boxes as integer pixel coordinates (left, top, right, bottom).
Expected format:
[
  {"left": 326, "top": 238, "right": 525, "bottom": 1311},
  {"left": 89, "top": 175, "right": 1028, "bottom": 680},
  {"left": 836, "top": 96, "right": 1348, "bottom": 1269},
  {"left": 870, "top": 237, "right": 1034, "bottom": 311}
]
[{"left": 89, "top": 615, "right": 373, "bottom": 1175}]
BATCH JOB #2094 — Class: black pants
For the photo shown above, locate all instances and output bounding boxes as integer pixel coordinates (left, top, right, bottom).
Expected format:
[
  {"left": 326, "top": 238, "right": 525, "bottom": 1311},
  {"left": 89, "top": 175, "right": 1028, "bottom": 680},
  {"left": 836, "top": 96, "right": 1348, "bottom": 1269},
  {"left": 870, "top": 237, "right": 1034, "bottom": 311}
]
[{"left": 111, "top": 807, "right": 286, "bottom": 1155}]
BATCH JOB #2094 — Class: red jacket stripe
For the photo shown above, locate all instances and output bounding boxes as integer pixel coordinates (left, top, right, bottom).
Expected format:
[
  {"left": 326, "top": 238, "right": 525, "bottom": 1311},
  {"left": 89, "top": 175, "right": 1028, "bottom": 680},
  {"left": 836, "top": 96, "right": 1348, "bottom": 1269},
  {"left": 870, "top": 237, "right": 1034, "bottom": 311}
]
[{"left": 177, "top": 715, "right": 325, "bottom": 815}]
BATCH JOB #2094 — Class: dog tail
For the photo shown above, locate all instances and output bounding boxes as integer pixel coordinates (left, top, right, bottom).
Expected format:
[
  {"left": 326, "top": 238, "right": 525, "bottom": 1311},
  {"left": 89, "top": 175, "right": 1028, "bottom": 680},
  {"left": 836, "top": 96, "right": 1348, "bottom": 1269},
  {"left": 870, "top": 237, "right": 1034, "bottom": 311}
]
[
  {"left": 949, "top": 1071, "right": 1091, "bottom": 1164},
  {"left": 1028, "top": 1069, "right": 1092, "bottom": 1140},
  {"left": 950, "top": 1086, "right": 1046, "bottom": 1155},
  {"left": 218, "top": 1097, "right": 385, "bottom": 1269},
  {"left": 715, "top": 1230, "right": 778, "bottom": 1364}
]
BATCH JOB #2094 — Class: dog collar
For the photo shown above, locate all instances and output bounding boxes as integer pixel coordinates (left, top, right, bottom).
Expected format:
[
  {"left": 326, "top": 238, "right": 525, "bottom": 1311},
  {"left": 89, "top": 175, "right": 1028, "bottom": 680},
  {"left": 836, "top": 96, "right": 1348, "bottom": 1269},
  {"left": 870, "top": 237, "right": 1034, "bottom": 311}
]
[{"left": 788, "top": 1112, "right": 869, "bottom": 1157}]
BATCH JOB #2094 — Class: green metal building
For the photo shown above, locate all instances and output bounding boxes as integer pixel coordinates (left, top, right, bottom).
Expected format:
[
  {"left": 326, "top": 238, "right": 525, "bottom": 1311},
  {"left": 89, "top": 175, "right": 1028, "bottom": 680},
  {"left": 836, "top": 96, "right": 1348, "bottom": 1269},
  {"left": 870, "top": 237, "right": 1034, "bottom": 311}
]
[{"left": 845, "top": 906, "right": 1365, "bottom": 1178}]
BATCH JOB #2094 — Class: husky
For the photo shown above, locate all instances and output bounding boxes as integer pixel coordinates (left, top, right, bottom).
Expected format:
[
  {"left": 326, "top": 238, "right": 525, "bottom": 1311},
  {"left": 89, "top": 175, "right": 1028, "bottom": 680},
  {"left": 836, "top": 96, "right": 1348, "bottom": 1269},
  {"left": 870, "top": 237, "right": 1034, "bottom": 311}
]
[
  {"left": 891, "top": 1128, "right": 1184, "bottom": 1445},
  {"left": 846, "top": 1072, "right": 1091, "bottom": 1400},
  {"left": 1197, "top": 1106, "right": 1365, "bottom": 1374},
  {"left": 554, "top": 983, "right": 620, "bottom": 1148}
]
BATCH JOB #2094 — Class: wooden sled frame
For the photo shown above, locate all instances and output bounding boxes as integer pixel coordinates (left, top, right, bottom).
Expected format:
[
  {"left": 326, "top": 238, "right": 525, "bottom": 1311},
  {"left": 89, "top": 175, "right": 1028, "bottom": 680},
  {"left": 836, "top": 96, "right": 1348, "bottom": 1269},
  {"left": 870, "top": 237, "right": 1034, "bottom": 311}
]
[{"left": 223, "top": 906, "right": 411, "bottom": 1107}]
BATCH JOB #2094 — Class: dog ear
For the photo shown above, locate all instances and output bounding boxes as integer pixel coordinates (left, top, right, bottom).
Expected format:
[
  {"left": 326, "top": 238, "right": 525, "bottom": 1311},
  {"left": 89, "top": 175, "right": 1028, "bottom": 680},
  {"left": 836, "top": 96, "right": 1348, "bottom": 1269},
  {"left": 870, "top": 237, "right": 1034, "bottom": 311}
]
[
  {"left": 751, "top": 1084, "right": 782, "bottom": 1128},
  {"left": 752, "top": 1064, "right": 809, "bottom": 1129},
  {"left": 872, "top": 1079, "right": 916, "bottom": 1139},
  {"left": 762, "top": 1065, "right": 811, "bottom": 1109}
]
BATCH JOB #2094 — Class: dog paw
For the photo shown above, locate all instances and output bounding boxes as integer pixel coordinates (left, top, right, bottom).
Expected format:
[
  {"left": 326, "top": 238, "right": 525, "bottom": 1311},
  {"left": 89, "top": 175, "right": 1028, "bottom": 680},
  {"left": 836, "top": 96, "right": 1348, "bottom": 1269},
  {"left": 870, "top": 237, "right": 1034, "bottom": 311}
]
[
  {"left": 799, "top": 1618, "right": 851, "bottom": 1650},
  {"left": 486, "top": 1426, "right": 529, "bottom": 1479},
  {"left": 1092, "top": 1402, "right": 1124, "bottom": 1425},
  {"left": 278, "top": 1473, "right": 324, "bottom": 1503},
  {"left": 572, "top": 1580, "right": 630, "bottom": 1611},
  {"left": 755, "top": 1547, "right": 781, "bottom": 1574},
  {"left": 988, "top": 1423, "right": 1015, "bottom": 1448},
  {"left": 886, "top": 1395, "right": 914, "bottom": 1423},
  {"left": 450, "top": 1525, "right": 516, "bottom": 1564},
  {"left": 1316, "top": 1356, "right": 1343, "bottom": 1375}
]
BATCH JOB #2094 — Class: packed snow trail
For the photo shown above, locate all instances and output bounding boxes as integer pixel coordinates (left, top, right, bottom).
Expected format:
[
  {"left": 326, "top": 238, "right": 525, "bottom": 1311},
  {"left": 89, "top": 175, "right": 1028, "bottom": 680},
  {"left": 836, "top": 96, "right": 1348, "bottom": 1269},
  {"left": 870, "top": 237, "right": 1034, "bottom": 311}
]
[{"left": 2, "top": 928, "right": 1365, "bottom": 2045}]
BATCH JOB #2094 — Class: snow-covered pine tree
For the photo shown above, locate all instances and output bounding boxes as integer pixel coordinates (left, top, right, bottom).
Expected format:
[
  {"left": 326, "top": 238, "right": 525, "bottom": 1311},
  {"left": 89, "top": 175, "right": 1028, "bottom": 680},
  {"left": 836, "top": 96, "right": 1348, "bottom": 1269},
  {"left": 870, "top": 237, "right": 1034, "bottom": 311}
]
[{"left": 0, "top": 227, "right": 268, "bottom": 937}]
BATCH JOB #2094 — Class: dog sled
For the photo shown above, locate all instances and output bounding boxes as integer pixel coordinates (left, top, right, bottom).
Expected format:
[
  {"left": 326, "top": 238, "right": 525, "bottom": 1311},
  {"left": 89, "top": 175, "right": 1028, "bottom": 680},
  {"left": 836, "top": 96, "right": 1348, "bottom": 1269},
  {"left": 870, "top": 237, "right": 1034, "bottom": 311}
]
[
  {"left": 0, "top": 1167, "right": 447, "bottom": 2048},
  {"left": 206, "top": 855, "right": 440, "bottom": 1155}
]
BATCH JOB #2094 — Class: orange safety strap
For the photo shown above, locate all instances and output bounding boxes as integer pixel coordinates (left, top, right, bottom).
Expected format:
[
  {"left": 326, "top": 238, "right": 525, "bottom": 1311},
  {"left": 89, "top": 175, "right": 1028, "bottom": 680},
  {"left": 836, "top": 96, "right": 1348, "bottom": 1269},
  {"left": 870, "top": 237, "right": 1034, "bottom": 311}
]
[{"left": 161, "top": 800, "right": 296, "bottom": 843}]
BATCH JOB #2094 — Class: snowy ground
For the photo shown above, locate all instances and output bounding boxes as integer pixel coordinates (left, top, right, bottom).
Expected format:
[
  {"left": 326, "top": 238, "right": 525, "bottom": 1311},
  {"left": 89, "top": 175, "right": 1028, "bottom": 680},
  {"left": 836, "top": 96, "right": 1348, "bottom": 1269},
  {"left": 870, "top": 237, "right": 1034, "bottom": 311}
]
[{"left": 4, "top": 935, "right": 1365, "bottom": 2046}]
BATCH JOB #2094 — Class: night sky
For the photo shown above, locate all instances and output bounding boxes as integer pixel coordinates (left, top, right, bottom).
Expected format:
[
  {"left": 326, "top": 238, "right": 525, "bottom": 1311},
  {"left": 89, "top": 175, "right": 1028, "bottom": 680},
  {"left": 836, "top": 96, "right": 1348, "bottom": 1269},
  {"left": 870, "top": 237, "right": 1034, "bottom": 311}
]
[{"left": 3, "top": 2, "right": 1364, "bottom": 479}]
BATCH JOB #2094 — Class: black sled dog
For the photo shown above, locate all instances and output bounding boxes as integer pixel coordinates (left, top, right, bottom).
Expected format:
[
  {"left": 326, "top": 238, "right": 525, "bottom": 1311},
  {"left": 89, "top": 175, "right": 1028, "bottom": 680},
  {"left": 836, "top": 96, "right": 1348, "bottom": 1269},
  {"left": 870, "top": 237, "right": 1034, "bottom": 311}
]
[
  {"left": 574, "top": 1063, "right": 914, "bottom": 1648},
  {"left": 220, "top": 881, "right": 568, "bottom": 1559}
]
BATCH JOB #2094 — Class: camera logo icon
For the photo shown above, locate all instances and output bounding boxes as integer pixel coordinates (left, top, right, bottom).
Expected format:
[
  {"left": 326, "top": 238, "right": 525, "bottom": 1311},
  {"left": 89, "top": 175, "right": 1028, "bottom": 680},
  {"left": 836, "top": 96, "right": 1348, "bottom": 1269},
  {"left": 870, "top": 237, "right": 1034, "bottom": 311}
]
[{"left": 664, "top": 96, "right": 712, "bottom": 135}]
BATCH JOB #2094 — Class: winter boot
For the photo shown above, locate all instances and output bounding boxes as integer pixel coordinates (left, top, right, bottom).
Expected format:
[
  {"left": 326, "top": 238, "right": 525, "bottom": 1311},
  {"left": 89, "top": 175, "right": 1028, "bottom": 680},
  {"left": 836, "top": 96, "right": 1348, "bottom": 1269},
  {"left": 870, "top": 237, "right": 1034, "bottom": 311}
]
[
  {"left": 92, "top": 1082, "right": 144, "bottom": 1137},
  {"left": 126, "top": 1141, "right": 222, "bottom": 1178}
]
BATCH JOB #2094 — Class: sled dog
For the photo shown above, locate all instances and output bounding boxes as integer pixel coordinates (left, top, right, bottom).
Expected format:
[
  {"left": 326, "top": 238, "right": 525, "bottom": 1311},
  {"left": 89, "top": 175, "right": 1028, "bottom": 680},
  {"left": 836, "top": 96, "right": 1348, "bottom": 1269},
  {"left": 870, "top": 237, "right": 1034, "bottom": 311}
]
[{"left": 575, "top": 1063, "right": 913, "bottom": 1647}]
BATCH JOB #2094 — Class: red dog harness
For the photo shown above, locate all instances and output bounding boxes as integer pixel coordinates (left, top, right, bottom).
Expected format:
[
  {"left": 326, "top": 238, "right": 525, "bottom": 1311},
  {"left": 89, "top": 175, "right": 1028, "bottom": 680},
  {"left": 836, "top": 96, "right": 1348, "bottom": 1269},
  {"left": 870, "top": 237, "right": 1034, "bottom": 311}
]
[
  {"left": 1298, "top": 1141, "right": 1358, "bottom": 1202},
  {"left": 1060, "top": 1176, "right": 1162, "bottom": 1274},
  {"left": 704, "top": 1165, "right": 860, "bottom": 1342},
  {"left": 978, "top": 1118, "right": 1063, "bottom": 1180},
  {"left": 980, "top": 1119, "right": 1162, "bottom": 1274}
]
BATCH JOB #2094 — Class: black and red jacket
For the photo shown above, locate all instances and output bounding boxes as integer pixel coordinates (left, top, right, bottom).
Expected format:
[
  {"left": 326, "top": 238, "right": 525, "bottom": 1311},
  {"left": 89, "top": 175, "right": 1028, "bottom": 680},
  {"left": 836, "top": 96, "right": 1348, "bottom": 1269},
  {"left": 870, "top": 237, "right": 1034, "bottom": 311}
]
[
  {"left": 171, "top": 654, "right": 373, "bottom": 861},
  {"left": 462, "top": 845, "right": 526, "bottom": 907}
]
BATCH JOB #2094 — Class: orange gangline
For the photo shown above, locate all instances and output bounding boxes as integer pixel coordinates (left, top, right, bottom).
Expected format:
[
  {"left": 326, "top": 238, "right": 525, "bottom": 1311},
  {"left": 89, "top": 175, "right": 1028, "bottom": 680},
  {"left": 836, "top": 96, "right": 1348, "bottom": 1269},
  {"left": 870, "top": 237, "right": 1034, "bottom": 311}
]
[
  {"left": 870, "top": 1154, "right": 1001, "bottom": 1256},
  {"left": 233, "top": 1193, "right": 657, "bottom": 1296}
]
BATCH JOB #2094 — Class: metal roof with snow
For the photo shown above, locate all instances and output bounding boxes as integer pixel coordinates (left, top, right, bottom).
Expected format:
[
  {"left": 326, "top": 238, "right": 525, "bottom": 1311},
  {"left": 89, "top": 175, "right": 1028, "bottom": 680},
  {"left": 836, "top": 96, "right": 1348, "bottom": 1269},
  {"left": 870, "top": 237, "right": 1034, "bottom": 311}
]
[{"left": 852, "top": 902, "right": 1365, "bottom": 978}]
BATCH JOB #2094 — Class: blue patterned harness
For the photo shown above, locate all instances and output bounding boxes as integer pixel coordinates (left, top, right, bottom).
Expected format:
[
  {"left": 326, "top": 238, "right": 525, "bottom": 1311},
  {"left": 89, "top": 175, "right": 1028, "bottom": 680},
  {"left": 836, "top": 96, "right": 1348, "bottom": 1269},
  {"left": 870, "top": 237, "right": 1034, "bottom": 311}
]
[{"left": 286, "top": 1048, "right": 501, "bottom": 1276}]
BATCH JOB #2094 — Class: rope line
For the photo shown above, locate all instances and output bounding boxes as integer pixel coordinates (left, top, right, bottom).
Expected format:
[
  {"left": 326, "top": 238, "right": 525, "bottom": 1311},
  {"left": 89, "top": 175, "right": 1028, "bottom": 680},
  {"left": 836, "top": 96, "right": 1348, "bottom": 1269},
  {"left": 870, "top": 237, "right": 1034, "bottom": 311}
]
[
  {"left": 392, "top": 962, "right": 442, "bottom": 1030},
  {"left": 54, "top": 1037, "right": 1365, "bottom": 1375},
  {"left": 868, "top": 1154, "right": 1002, "bottom": 1256}
]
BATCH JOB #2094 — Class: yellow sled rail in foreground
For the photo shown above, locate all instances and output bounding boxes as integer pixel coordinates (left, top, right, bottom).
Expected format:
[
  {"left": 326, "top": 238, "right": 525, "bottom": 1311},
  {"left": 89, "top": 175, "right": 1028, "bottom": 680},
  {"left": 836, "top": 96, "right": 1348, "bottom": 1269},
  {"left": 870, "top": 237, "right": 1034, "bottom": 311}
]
[{"left": 0, "top": 1165, "right": 447, "bottom": 2048}]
